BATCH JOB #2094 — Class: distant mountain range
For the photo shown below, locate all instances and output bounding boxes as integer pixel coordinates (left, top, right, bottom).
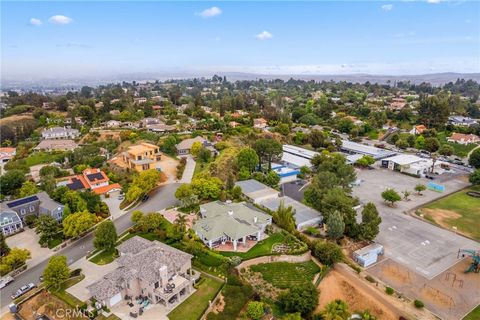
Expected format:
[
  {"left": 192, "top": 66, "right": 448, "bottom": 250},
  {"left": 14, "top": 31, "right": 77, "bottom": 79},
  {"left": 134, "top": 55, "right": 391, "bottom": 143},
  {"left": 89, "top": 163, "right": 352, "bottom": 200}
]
[{"left": 2, "top": 72, "right": 479, "bottom": 90}]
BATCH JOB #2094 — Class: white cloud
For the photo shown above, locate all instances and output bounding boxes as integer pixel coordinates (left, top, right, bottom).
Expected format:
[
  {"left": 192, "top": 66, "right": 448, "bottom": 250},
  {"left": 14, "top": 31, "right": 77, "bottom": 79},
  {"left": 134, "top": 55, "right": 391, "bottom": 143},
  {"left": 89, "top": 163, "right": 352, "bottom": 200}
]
[
  {"left": 198, "top": 7, "right": 222, "bottom": 18},
  {"left": 381, "top": 4, "right": 394, "bottom": 11},
  {"left": 255, "top": 31, "right": 273, "bottom": 40},
  {"left": 427, "top": 0, "right": 442, "bottom": 3},
  {"left": 48, "top": 15, "right": 73, "bottom": 25},
  {"left": 29, "top": 18, "right": 42, "bottom": 26}
]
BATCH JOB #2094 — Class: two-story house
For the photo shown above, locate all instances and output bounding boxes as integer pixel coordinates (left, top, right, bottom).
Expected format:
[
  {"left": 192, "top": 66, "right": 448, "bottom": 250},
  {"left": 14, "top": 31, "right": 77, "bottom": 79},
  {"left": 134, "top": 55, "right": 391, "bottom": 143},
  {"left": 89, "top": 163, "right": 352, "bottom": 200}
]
[
  {"left": 0, "top": 192, "right": 64, "bottom": 236},
  {"left": 65, "top": 168, "right": 121, "bottom": 195},
  {"left": 122, "top": 143, "right": 162, "bottom": 172},
  {"left": 41, "top": 127, "right": 80, "bottom": 140},
  {"left": 87, "top": 236, "right": 198, "bottom": 310}
]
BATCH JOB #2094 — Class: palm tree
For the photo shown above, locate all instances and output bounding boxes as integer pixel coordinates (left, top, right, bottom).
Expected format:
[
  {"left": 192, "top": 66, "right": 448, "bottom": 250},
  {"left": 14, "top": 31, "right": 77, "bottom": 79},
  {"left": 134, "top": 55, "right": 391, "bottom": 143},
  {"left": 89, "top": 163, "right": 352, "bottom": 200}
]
[
  {"left": 322, "top": 299, "right": 350, "bottom": 320},
  {"left": 273, "top": 200, "right": 296, "bottom": 232},
  {"left": 174, "top": 214, "right": 187, "bottom": 234}
]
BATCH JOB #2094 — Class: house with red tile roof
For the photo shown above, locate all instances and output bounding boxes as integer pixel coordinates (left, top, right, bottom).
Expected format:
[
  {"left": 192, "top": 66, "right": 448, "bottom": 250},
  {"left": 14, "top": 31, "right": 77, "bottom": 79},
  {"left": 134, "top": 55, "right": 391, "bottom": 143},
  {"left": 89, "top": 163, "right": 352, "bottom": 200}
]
[
  {"left": 409, "top": 124, "right": 427, "bottom": 135},
  {"left": 65, "top": 168, "right": 121, "bottom": 195},
  {"left": 447, "top": 133, "right": 480, "bottom": 145}
]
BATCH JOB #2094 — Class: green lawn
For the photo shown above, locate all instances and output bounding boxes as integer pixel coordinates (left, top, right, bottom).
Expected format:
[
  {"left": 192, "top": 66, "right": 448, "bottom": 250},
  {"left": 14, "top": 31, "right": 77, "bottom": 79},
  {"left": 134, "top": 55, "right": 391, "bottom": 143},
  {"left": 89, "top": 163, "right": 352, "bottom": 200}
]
[
  {"left": 47, "top": 232, "right": 65, "bottom": 249},
  {"left": 220, "top": 232, "right": 286, "bottom": 260},
  {"left": 250, "top": 261, "right": 321, "bottom": 289},
  {"left": 51, "top": 275, "right": 86, "bottom": 308},
  {"left": 463, "top": 305, "right": 480, "bottom": 320},
  {"left": 168, "top": 276, "right": 224, "bottom": 320},
  {"left": 422, "top": 188, "right": 480, "bottom": 241},
  {"left": 25, "top": 152, "right": 66, "bottom": 167},
  {"left": 89, "top": 249, "right": 117, "bottom": 265}
]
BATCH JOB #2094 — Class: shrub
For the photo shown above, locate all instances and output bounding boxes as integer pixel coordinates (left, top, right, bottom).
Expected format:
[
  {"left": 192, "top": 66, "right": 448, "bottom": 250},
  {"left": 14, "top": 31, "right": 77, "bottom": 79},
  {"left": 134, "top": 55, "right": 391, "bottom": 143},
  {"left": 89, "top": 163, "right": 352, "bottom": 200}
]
[
  {"left": 385, "top": 287, "right": 394, "bottom": 295},
  {"left": 365, "top": 275, "right": 375, "bottom": 283},
  {"left": 25, "top": 215, "right": 38, "bottom": 228},
  {"left": 414, "top": 300, "right": 424, "bottom": 308}
]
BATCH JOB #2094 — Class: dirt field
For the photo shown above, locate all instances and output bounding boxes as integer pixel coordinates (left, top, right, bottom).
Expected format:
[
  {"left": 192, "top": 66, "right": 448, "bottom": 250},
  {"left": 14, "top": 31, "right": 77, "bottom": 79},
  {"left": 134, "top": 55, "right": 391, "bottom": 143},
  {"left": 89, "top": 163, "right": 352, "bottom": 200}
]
[
  {"left": 0, "top": 113, "right": 34, "bottom": 126},
  {"left": 80, "top": 129, "right": 123, "bottom": 144},
  {"left": 317, "top": 266, "right": 402, "bottom": 320},
  {"left": 368, "top": 258, "right": 480, "bottom": 320},
  {"left": 10, "top": 291, "right": 84, "bottom": 320}
]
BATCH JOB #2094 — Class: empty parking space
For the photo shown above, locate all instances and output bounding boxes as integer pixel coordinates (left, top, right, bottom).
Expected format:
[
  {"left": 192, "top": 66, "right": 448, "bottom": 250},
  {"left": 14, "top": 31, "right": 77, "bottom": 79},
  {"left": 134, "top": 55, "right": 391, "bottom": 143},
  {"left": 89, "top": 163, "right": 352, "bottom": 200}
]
[{"left": 353, "top": 167, "right": 479, "bottom": 279}]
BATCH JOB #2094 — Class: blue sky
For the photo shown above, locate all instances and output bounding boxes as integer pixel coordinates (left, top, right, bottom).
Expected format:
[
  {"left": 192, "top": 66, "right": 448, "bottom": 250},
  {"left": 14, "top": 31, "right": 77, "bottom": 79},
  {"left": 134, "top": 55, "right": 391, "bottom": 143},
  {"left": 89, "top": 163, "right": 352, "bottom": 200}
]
[{"left": 1, "top": 1, "right": 479, "bottom": 80}]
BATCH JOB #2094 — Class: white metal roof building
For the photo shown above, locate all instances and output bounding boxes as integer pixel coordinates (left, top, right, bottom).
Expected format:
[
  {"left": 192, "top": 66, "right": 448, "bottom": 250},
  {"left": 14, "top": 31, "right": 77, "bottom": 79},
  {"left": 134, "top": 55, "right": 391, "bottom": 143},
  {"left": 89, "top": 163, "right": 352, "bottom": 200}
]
[
  {"left": 340, "top": 140, "right": 396, "bottom": 160},
  {"left": 235, "top": 179, "right": 279, "bottom": 204},
  {"left": 381, "top": 154, "right": 446, "bottom": 177},
  {"left": 281, "top": 144, "right": 319, "bottom": 168}
]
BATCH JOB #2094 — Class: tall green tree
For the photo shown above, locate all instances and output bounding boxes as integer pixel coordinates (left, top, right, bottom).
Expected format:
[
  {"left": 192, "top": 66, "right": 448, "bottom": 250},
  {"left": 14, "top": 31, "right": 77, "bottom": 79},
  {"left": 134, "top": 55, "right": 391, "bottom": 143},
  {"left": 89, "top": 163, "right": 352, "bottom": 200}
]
[
  {"left": 312, "top": 241, "right": 344, "bottom": 266},
  {"left": 0, "top": 233, "right": 10, "bottom": 257},
  {"left": 469, "top": 148, "right": 480, "bottom": 168},
  {"left": 253, "top": 138, "right": 282, "bottom": 170},
  {"left": 279, "top": 283, "right": 318, "bottom": 317},
  {"left": 43, "top": 255, "right": 70, "bottom": 288},
  {"left": 417, "top": 95, "right": 450, "bottom": 129},
  {"left": 18, "top": 181, "right": 39, "bottom": 198},
  {"left": 236, "top": 147, "right": 259, "bottom": 173},
  {"left": 63, "top": 210, "right": 96, "bottom": 237},
  {"left": 35, "top": 215, "right": 59, "bottom": 244},
  {"left": 273, "top": 201, "right": 296, "bottom": 233},
  {"left": 321, "top": 299, "right": 350, "bottom": 320},
  {"left": 359, "top": 203, "right": 382, "bottom": 241},
  {"left": 381, "top": 188, "right": 401, "bottom": 206},
  {"left": 93, "top": 220, "right": 117, "bottom": 251},
  {"left": 0, "top": 170, "right": 25, "bottom": 196},
  {"left": 326, "top": 211, "right": 345, "bottom": 240}
]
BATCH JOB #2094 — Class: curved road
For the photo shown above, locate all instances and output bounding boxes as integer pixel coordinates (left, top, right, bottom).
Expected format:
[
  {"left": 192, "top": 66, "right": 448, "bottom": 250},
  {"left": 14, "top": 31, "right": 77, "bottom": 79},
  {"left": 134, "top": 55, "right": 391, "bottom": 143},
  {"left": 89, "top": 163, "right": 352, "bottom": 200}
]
[{"left": 0, "top": 183, "right": 180, "bottom": 310}]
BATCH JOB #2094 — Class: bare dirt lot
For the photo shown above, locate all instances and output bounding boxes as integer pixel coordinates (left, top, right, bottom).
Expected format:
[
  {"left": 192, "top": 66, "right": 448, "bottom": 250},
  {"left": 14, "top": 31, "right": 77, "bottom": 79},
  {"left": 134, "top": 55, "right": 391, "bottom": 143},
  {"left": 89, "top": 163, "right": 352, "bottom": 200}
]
[
  {"left": 317, "top": 265, "right": 403, "bottom": 320},
  {"left": 368, "top": 258, "right": 480, "bottom": 320},
  {"left": 11, "top": 291, "right": 84, "bottom": 320}
]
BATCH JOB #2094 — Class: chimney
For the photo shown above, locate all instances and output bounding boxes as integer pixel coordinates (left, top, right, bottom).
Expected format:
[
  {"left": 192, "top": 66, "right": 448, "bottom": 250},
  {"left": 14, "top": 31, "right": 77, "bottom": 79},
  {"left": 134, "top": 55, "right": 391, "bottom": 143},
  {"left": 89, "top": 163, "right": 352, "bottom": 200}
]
[
  {"left": 228, "top": 210, "right": 233, "bottom": 216},
  {"left": 159, "top": 265, "right": 168, "bottom": 287}
]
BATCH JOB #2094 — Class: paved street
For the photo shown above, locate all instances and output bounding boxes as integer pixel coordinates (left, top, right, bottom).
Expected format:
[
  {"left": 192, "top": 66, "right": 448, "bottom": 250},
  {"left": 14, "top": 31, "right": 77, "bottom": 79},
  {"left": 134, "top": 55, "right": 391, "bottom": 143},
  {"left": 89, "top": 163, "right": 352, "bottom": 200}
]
[{"left": 0, "top": 183, "right": 180, "bottom": 311}]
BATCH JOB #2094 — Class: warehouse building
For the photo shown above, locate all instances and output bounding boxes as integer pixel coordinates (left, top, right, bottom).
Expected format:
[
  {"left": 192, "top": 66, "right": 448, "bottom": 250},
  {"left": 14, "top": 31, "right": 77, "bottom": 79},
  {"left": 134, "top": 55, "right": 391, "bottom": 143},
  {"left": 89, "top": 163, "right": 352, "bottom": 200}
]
[{"left": 340, "top": 140, "right": 396, "bottom": 160}]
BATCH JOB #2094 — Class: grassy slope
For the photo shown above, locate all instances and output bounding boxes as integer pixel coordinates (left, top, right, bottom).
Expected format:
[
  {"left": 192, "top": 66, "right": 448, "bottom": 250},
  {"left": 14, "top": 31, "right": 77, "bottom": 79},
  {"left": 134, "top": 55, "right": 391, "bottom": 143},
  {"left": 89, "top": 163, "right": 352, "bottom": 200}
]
[
  {"left": 168, "top": 277, "right": 224, "bottom": 320},
  {"left": 423, "top": 188, "right": 480, "bottom": 241},
  {"left": 220, "top": 232, "right": 286, "bottom": 260},
  {"left": 250, "top": 261, "right": 321, "bottom": 289}
]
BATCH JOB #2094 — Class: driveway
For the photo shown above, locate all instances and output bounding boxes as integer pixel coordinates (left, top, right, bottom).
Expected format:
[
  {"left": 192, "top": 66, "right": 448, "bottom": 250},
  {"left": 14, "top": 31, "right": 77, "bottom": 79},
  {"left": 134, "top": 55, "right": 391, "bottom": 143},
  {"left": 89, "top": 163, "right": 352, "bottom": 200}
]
[
  {"left": 352, "top": 167, "right": 480, "bottom": 279},
  {"left": 6, "top": 228, "right": 54, "bottom": 269},
  {"left": 67, "top": 258, "right": 118, "bottom": 302},
  {"left": 178, "top": 156, "right": 195, "bottom": 183},
  {"left": 103, "top": 191, "right": 126, "bottom": 219}
]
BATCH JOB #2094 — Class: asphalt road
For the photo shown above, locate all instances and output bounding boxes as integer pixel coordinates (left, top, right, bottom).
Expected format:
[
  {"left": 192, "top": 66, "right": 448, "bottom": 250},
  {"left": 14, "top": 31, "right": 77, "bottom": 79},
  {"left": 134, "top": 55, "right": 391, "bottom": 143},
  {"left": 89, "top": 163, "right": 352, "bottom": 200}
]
[{"left": 0, "top": 183, "right": 180, "bottom": 310}]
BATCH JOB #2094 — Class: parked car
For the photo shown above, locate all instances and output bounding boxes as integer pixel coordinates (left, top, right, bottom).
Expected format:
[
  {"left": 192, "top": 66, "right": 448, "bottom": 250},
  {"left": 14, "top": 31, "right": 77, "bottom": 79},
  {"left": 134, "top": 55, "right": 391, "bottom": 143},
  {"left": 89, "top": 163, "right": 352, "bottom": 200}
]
[
  {"left": 141, "top": 194, "right": 149, "bottom": 202},
  {"left": 11, "top": 283, "right": 36, "bottom": 299},
  {"left": 0, "top": 276, "right": 14, "bottom": 289},
  {"left": 117, "top": 194, "right": 125, "bottom": 200}
]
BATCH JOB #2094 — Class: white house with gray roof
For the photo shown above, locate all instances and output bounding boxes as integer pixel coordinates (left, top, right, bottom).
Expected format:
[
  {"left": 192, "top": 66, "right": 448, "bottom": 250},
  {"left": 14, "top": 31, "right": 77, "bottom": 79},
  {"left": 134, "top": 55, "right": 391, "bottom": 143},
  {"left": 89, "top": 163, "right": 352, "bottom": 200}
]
[
  {"left": 41, "top": 126, "right": 80, "bottom": 140},
  {"left": 192, "top": 201, "right": 272, "bottom": 251},
  {"left": 87, "top": 236, "right": 197, "bottom": 310}
]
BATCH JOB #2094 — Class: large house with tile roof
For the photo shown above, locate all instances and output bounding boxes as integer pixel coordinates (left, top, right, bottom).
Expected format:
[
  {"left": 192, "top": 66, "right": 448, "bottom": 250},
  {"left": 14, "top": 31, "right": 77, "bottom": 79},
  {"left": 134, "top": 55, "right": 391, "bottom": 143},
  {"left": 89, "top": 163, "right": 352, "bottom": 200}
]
[
  {"left": 87, "top": 236, "right": 197, "bottom": 309},
  {"left": 65, "top": 168, "right": 121, "bottom": 195},
  {"left": 121, "top": 143, "right": 162, "bottom": 172},
  {"left": 192, "top": 201, "right": 272, "bottom": 251}
]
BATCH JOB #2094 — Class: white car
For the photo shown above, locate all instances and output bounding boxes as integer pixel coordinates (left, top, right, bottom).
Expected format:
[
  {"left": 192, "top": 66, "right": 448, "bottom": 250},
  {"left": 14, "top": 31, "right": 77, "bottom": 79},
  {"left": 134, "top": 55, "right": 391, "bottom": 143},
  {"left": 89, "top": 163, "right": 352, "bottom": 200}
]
[
  {"left": 11, "top": 283, "right": 36, "bottom": 299},
  {"left": 0, "top": 276, "right": 14, "bottom": 289}
]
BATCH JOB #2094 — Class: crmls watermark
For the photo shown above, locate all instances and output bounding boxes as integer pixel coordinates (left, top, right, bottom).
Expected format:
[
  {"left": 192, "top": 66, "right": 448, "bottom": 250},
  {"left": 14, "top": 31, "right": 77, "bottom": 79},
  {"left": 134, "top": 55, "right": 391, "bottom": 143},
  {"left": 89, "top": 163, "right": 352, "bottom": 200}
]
[{"left": 54, "top": 307, "right": 92, "bottom": 319}]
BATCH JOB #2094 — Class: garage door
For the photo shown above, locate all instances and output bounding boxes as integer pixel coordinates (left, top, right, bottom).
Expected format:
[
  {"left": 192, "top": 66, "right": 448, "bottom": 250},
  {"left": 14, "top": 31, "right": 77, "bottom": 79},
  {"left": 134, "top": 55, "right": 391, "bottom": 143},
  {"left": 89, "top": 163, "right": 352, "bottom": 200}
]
[{"left": 109, "top": 293, "right": 122, "bottom": 306}]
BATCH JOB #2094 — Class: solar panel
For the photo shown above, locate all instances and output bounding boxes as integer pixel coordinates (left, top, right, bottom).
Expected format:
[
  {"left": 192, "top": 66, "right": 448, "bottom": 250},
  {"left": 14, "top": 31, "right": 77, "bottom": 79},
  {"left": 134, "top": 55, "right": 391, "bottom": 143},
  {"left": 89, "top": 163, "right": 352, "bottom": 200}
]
[
  {"left": 86, "top": 172, "right": 104, "bottom": 181},
  {"left": 6, "top": 195, "right": 39, "bottom": 208},
  {"left": 67, "top": 178, "right": 86, "bottom": 190}
]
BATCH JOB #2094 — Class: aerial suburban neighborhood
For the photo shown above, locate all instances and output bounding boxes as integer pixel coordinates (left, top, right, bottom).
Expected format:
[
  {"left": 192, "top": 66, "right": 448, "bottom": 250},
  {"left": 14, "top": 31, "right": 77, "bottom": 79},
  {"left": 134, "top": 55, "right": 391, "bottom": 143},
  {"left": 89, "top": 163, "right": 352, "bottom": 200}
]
[{"left": 1, "top": 1, "right": 479, "bottom": 320}]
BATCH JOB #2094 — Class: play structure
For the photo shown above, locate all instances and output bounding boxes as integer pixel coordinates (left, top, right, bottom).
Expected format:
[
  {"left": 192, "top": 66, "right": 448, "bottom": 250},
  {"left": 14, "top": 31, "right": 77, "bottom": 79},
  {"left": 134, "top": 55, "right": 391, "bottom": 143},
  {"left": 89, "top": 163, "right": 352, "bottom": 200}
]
[{"left": 457, "top": 249, "right": 480, "bottom": 273}]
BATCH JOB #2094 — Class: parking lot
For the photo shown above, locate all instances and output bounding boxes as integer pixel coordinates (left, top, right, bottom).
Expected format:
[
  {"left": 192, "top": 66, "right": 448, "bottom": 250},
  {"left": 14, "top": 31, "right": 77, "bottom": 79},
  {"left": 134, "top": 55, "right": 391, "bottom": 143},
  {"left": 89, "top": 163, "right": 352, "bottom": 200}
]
[{"left": 353, "top": 167, "right": 480, "bottom": 279}]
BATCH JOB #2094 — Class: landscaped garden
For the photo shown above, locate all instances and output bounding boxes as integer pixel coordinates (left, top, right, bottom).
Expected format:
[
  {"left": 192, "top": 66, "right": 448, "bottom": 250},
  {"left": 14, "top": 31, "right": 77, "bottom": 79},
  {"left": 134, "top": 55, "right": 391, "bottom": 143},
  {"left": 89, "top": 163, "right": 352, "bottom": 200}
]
[
  {"left": 249, "top": 261, "right": 321, "bottom": 289},
  {"left": 420, "top": 187, "right": 480, "bottom": 241},
  {"left": 168, "top": 276, "right": 224, "bottom": 320},
  {"left": 219, "top": 231, "right": 308, "bottom": 261},
  {"left": 89, "top": 249, "right": 117, "bottom": 265}
]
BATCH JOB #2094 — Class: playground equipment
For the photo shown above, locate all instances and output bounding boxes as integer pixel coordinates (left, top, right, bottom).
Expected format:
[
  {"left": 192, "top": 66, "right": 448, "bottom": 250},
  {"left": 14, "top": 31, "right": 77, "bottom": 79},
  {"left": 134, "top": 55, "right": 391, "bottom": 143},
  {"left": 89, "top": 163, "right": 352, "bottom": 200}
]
[{"left": 457, "top": 249, "right": 480, "bottom": 273}]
